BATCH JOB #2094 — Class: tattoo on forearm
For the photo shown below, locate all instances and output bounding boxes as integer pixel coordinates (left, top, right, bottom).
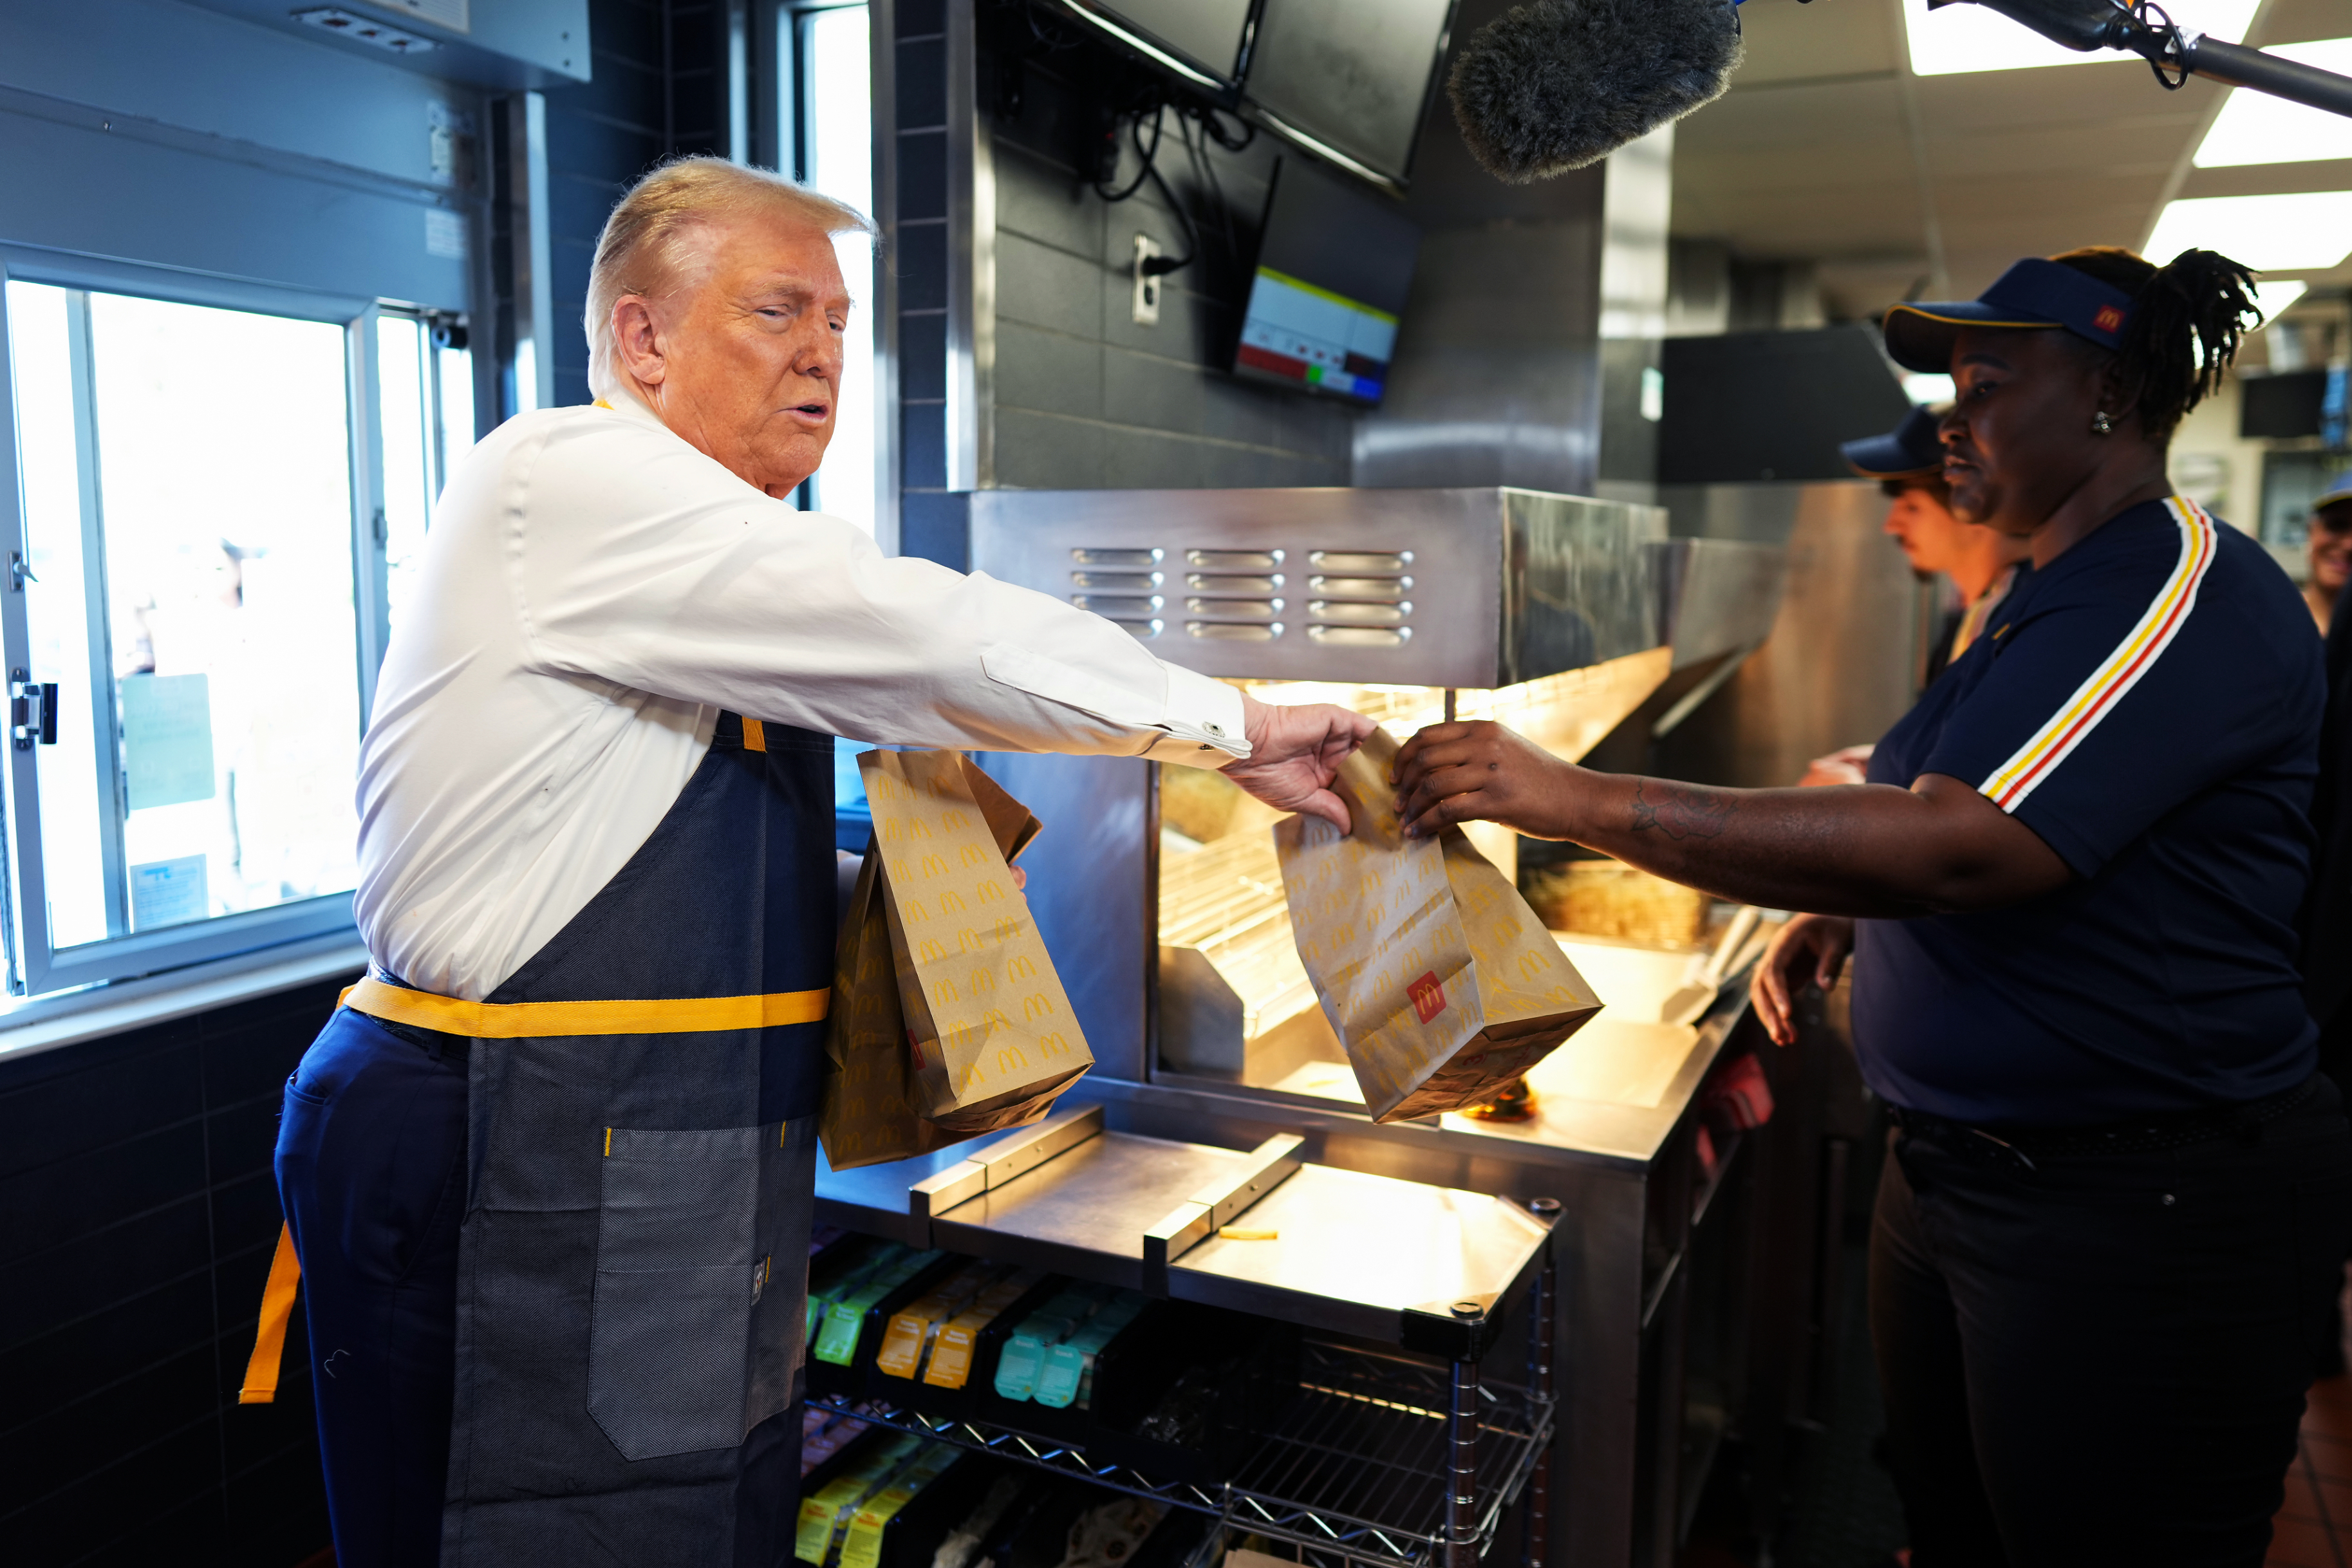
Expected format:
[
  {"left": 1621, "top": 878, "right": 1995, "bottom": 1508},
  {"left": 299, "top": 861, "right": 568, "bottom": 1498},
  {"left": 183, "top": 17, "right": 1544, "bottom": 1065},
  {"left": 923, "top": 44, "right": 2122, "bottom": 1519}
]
[{"left": 1630, "top": 779, "right": 1736, "bottom": 840}]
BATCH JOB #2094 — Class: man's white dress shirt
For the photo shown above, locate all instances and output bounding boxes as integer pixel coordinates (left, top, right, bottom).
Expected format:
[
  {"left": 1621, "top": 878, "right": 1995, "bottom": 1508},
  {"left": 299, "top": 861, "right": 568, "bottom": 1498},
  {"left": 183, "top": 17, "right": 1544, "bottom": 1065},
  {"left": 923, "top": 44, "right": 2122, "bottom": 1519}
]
[{"left": 355, "top": 393, "right": 1247, "bottom": 1000}]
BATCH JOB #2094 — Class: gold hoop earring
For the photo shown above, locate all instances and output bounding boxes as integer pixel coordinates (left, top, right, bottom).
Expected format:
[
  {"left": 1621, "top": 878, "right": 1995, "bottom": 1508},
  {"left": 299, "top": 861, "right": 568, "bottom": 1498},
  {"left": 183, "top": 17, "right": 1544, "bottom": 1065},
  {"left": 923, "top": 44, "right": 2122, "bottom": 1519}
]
[{"left": 2091, "top": 410, "right": 2116, "bottom": 436}]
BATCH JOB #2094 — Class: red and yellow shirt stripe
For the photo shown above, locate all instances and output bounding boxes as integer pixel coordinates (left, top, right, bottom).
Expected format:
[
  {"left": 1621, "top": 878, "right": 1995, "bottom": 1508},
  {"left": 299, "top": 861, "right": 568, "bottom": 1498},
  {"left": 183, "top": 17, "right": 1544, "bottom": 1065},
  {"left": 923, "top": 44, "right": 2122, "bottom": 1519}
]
[{"left": 1977, "top": 497, "right": 2218, "bottom": 813}]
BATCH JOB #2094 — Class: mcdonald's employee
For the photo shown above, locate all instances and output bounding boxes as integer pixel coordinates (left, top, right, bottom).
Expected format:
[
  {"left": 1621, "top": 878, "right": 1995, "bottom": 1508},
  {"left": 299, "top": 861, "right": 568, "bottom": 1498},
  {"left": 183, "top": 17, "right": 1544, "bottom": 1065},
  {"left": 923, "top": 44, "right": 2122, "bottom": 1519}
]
[
  {"left": 267, "top": 157, "right": 1370, "bottom": 1568},
  {"left": 1394, "top": 248, "right": 2351, "bottom": 1564}
]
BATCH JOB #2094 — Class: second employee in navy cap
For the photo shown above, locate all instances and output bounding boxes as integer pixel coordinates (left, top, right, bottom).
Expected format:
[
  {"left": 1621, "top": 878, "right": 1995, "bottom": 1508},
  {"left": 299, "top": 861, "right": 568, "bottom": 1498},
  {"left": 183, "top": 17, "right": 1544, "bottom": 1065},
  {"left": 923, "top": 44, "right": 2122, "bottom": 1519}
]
[
  {"left": 1846, "top": 404, "right": 2030, "bottom": 683},
  {"left": 1801, "top": 407, "right": 2032, "bottom": 785}
]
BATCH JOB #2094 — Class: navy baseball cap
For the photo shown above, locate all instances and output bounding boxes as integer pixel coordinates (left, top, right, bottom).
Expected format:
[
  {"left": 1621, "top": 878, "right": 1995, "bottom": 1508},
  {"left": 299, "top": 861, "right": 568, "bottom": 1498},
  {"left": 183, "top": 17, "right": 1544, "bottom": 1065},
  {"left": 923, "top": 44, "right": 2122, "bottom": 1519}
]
[
  {"left": 2318, "top": 471, "right": 2352, "bottom": 511},
  {"left": 1882, "top": 257, "right": 2138, "bottom": 373},
  {"left": 1842, "top": 404, "right": 1947, "bottom": 479}
]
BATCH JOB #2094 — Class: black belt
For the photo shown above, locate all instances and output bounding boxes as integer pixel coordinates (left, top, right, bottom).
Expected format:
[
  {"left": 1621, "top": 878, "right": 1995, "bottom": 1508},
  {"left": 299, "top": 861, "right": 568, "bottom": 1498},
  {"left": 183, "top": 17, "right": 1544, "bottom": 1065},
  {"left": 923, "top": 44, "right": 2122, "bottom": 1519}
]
[{"left": 1889, "top": 1074, "right": 2320, "bottom": 1166}]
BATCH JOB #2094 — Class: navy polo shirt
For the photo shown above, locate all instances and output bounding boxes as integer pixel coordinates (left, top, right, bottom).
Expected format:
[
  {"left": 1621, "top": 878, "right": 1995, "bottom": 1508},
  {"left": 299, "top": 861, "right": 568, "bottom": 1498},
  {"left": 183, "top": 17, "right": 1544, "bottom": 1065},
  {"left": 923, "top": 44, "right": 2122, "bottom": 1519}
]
[{"left": 1853, "top": 497, "right": 2323, "bottom": 1127}]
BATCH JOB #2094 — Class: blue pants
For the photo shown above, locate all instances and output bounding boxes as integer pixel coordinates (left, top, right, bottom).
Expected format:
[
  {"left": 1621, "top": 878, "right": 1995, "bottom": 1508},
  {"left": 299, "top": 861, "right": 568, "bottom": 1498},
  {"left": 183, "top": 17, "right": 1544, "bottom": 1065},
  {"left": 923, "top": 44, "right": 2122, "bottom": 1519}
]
[{"left": 275, "top": 1009, "right": 469, "bottom": 1568}]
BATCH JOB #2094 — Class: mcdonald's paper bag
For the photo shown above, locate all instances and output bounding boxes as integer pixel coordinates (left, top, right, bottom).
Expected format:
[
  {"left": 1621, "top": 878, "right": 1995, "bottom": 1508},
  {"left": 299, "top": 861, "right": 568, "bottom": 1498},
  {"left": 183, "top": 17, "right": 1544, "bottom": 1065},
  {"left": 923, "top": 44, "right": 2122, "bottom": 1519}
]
[
  {"left": 820, "top": 846, "right": 968, "bottom": 1171},
  {"left": 1274, "top": 729, "right": 1603, "bottom": 1123},
  {"left": 861, "top": 750, "right": 1092, "bottom": 1134},
  {"left": 821, "top": 756, "right": 1059, "bottom": 1169}
]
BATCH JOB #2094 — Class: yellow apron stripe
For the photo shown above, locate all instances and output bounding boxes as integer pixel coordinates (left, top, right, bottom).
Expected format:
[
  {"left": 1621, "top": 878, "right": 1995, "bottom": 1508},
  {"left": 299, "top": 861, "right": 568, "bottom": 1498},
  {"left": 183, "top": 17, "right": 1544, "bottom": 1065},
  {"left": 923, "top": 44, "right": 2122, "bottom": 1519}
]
[
  {"left": 238, "top": 1222, "right": 303, "bottom": 1405},
  {"left": 743, "top": 717, "right": 766, "bottom": 752},
  {"left": 604, "top": 1126, "right": 613, "bottom": 1156},
  {"left": 341, "top": 975, "right": 829, "bottom": 1038}
]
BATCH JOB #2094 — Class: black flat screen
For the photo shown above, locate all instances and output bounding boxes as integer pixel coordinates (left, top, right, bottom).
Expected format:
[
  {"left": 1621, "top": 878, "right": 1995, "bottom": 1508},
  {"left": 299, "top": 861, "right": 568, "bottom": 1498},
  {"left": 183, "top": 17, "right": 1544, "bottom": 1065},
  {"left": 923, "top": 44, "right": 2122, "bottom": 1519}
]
[{"left": 1232, "top": 158, "right": 1420, "bottom": 407}]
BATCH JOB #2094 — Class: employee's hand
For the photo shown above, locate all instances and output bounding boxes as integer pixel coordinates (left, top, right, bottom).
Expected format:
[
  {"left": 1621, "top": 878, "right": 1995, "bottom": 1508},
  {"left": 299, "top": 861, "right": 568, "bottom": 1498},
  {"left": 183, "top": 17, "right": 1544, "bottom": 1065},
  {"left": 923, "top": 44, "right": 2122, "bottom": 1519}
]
[
  {"left": 1390, "top": 720, "right": 1579, "bottom": 839},
  {"left": 1751, "top": 913, "right": 1855, "bottom": 1047},
  {"left": 1799, "top": 744, "right": 1874, "bottom": 789},
  {"left": 1222, "top": 695, "right": 1376, "bottom": 831}
]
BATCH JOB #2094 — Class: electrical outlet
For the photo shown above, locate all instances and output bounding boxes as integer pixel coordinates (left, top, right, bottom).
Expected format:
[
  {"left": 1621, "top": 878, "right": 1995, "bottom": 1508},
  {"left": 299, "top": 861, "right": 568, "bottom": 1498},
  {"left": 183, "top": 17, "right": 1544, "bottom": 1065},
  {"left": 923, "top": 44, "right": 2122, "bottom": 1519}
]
[{"left": 1132, "top": 234, "right": 1163, "bottom": 326}]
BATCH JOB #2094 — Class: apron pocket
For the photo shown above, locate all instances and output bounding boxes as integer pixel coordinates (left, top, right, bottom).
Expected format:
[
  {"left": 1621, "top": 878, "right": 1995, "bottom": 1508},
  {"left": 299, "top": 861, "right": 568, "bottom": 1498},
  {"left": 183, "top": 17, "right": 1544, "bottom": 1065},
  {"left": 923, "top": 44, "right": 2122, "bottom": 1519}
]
[{"left": 588, "top": 1125, "right": 765, "bottom": 1460}]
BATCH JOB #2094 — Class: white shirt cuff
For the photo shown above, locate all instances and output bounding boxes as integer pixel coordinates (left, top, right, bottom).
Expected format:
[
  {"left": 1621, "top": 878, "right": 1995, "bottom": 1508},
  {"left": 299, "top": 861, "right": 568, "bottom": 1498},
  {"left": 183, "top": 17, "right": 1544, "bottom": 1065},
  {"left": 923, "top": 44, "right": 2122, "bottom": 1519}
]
[{"left": 1142, "top": 665, "right": 1249, "bottom": 768}]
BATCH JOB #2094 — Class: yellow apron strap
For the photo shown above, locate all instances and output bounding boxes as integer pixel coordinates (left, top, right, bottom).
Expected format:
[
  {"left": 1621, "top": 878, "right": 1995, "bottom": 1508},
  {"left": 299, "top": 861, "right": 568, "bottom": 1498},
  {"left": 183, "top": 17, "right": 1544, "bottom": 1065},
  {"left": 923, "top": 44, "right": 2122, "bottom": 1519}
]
[
  {"left": 340, "top": 974, "right": 828, "bottom": 1038},
  {"left": 239, "top": 1221, "right": 303, "bottom": 1405},
  {"left": 743, "top": 717, "right": 766, "bottom": 752}
]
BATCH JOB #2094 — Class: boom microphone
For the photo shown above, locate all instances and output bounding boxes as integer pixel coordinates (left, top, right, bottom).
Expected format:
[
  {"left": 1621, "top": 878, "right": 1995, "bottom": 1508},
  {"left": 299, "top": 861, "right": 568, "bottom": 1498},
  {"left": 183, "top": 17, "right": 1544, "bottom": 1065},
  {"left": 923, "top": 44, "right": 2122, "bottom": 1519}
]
[{"left": 1446, "top": 0, "right": 1746, "bottom": 183}]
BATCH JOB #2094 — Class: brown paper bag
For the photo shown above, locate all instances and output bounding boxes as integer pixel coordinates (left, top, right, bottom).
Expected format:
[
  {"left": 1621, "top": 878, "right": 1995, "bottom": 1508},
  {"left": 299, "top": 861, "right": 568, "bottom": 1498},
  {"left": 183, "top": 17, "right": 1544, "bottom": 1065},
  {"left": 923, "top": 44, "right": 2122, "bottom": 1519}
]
[
  {"left": 862, "top": 750, "right": 1092, "bottom": 1133},
  {"left": 1274, "top": 729, "right": 1603, "bottom": 1123},
  {"left": 819, "top": 755, "right": 1058, "bottom": 1169},
  {"left": 820, "top": 848, "right": 966, "bottom": 1171}
]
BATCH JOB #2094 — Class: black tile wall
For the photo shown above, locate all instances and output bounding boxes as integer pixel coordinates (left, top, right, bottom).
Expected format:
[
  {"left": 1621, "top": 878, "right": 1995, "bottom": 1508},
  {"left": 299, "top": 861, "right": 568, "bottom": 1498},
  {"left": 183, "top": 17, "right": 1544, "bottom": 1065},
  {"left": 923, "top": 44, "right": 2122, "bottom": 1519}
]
[
  {"left": 0, "top": 973, "right": 355, "bottom": 1567},
  {"left": 538, "top": 0, "right": 672, "bottom": 411},
  {"left": 895, "top": 2, "right": 958, "bottom": 563},
  {"left": 971, "top": 8, "right": 1356, "bottom": 501}
]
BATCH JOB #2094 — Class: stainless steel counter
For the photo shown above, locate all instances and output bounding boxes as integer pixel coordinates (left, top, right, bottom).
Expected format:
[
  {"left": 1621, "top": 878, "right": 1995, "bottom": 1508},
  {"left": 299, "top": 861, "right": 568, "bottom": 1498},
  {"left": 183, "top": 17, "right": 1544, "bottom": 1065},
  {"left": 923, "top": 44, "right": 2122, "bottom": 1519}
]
[
  {"left": 816, "top": 918, "right": 1771, "bottom": 1568},
  {"left": 816, "top": 1108, "right": 1556, "bottom": 1348}
]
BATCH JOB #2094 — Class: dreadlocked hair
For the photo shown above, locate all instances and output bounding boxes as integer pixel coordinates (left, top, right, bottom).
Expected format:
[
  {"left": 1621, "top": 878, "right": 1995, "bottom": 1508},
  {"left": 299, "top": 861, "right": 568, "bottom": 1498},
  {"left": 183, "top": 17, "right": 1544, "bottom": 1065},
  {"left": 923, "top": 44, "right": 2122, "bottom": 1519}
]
[{"left": 2049, "top": 245, "right": 2260, "bottom": 442}]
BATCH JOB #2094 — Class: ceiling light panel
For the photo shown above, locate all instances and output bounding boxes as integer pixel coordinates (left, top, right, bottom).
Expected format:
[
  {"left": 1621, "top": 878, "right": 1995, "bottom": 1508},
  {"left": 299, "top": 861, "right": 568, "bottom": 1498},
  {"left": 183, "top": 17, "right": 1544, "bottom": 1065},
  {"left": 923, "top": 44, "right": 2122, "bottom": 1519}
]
[
  {"left": 1904, "top": 0, "right": 2258, "bottom": 77},
  {"left": 2249, "top": 279, "right": 2310, "bottom": 321},
  {"left": 2194, "top": 38, "right": 2352, "bottom": 167},
  {"left": 2144, "top": 191, "right": 2352, "bottom": 271}
]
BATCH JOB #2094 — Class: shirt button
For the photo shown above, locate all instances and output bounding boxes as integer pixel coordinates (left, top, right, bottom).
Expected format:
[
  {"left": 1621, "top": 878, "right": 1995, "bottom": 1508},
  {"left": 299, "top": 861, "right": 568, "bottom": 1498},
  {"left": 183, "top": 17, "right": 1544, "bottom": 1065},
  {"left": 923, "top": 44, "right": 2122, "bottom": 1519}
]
[{"left": 1204, "top": 722, "right": 1224, "bottom": 736}]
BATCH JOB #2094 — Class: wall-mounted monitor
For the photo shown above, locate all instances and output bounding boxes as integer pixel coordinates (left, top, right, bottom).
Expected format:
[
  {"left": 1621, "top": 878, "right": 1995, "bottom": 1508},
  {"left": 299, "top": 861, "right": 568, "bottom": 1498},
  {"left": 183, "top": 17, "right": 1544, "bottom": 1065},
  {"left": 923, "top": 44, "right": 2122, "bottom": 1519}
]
[
  {"left": 1232, "top": 158, "right": 1421, "bottom": 407},
  {"left": 1240, "top": 0, "right": 1459, "bottom": 189},
  {"left": 1053, "top": 0, "right": 1258, "bottom": 90}
]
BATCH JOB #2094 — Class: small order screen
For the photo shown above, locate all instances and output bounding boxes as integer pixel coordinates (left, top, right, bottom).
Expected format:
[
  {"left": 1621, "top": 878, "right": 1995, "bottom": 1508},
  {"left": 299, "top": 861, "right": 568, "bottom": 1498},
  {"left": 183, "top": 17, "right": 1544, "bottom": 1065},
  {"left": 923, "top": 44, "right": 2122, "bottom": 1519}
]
[{"left": 1236, "top": 267, "right": 1399, "bottom": 404}]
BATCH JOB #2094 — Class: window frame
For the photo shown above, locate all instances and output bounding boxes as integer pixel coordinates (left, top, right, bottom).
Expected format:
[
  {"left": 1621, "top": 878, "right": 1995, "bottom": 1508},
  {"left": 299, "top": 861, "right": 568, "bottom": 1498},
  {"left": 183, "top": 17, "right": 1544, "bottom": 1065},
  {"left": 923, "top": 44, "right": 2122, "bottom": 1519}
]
[{"left": 0, "top": 245, "right": 405, "bottom": 996}]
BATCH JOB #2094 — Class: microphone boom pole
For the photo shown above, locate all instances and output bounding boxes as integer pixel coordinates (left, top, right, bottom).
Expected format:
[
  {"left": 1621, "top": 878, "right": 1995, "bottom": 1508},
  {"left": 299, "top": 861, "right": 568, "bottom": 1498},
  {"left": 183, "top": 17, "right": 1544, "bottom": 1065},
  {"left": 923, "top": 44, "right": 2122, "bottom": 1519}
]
[
  {"left": 2172, "top": 35, "right": 2352, "bottom": 119},
  {"left": 1950, "top": 0, "right": 2352, "bottom": 118}
]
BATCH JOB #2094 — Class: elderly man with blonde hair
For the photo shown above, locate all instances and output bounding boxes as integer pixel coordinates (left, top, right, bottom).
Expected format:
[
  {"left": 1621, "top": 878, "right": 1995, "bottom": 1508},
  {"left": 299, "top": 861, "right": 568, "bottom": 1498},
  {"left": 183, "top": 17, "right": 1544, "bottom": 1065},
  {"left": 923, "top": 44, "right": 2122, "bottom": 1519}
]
[{"left": 268, "top": 157, "right": 1370, "bottom": 1568}]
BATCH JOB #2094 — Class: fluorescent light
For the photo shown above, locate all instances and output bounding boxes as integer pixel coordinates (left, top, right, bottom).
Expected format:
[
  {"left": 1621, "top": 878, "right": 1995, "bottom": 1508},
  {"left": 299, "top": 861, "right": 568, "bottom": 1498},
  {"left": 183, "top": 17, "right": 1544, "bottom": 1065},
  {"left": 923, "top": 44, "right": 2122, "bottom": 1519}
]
[
  {"left": 2250, "top": 278, "right": 2310, "bottom": 321},
  {"left": 1904, "top": 0, "right": 2257, "bottom": 76},
  {"left": 2195, "top": 38, "right": 2352, "bottom": 166},
  {"left": 2145, "top": 192, "right": 2352, "bottom": 271},
  {"left": 1902, "top": 373, "right": 1957, "bottom": 404}
]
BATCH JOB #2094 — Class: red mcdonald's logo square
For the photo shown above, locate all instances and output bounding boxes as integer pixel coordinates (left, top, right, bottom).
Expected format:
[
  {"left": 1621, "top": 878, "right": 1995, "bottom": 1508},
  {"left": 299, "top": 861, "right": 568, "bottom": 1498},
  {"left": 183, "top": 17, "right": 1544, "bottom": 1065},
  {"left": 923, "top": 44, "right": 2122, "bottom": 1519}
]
[
  {"left": 1408, "top": 971, "right": 1447, "bottom": 1023},
  {"left": 2093, "top": 304, "right": 2125, "bottom": 333}
]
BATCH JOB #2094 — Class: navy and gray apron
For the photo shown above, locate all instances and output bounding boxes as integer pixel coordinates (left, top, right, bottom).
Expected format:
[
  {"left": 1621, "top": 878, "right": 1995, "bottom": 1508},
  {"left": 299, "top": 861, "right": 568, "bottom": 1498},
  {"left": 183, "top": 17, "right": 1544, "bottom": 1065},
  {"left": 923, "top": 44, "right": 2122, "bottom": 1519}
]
[{"left": 259, "top": 712, "right": 838, "bottom": 1565}]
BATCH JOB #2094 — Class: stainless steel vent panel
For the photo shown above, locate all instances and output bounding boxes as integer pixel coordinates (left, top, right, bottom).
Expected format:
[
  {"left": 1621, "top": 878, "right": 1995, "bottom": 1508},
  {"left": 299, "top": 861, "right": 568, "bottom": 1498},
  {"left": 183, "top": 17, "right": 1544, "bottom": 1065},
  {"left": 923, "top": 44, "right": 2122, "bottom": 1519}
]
[
  {"left": 971, "top": 488, "right": 1665, "bottom": 686},
  {"left": 1309, "top": 601, "right": 1409, "bottom": 626},
  {"left": 1309, "top": 550, "right": 1412, "bottom": 572}
]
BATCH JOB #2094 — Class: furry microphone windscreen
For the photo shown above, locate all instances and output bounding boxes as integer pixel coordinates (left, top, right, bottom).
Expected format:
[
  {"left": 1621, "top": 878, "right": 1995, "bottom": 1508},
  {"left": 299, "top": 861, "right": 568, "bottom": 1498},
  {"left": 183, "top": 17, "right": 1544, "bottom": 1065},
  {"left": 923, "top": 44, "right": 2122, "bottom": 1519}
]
[{"left": 1448, "top": 0, "right": 1746, "bottom": 182}]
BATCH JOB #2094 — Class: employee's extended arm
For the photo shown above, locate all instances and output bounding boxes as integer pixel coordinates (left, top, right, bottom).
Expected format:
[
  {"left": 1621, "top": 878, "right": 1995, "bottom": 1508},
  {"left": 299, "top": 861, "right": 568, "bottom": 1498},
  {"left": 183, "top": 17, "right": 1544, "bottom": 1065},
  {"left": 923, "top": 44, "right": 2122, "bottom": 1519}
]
[{"left": 1389, "top": 720, "right": 2071, "bottom": 918}]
